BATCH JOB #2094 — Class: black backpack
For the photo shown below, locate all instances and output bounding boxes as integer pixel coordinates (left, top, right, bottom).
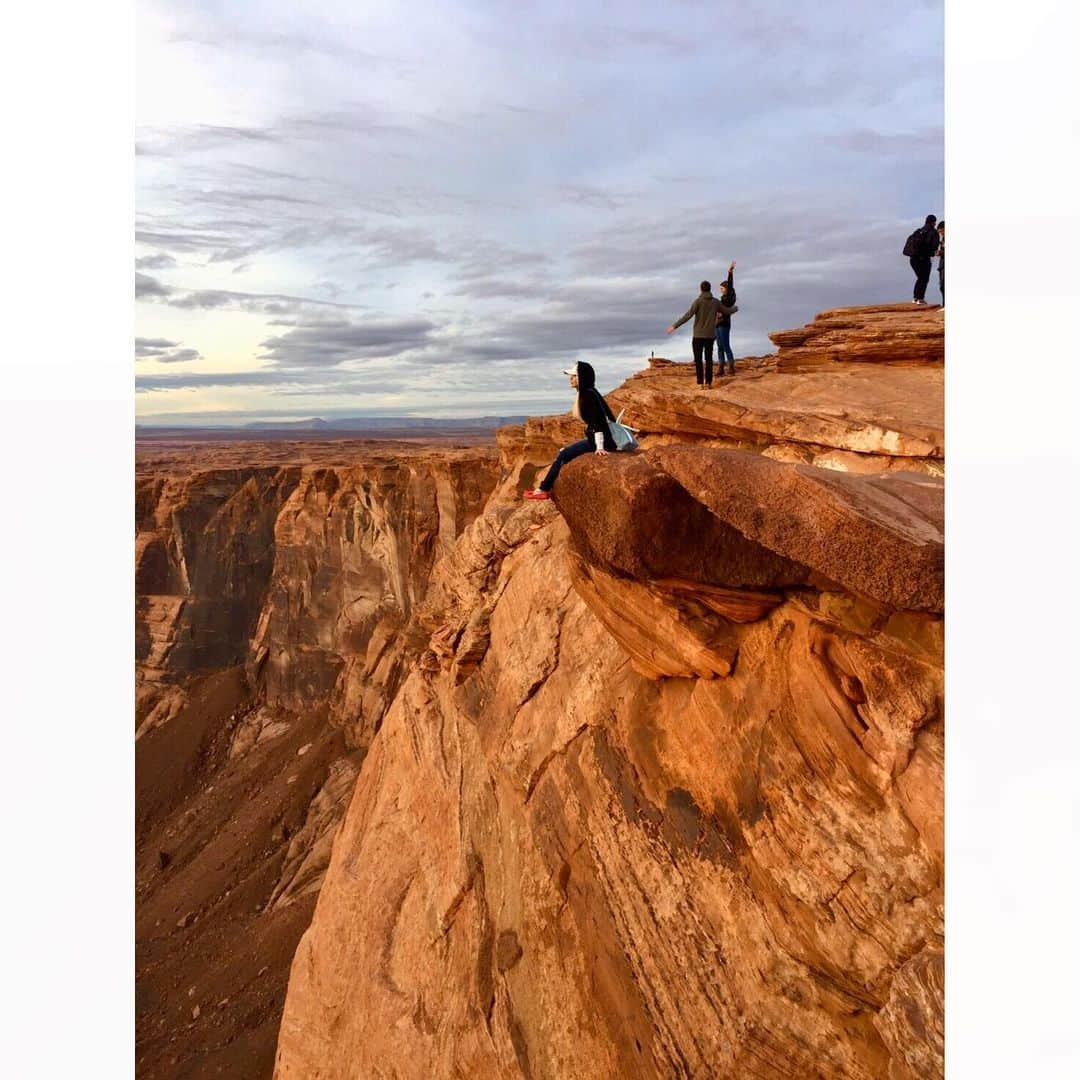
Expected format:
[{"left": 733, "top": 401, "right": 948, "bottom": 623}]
[{"left": 902, "top": 229, "right": 921, "bottom": 257}]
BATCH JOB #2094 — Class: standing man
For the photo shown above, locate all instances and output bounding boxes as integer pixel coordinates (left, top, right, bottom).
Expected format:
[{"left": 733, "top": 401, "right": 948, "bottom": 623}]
[
  {"left": 667, "top": 279, "right": 725, "bottom": 389},
  {"left": 906, "top": 214, "right": 940, "bottom": 304}
]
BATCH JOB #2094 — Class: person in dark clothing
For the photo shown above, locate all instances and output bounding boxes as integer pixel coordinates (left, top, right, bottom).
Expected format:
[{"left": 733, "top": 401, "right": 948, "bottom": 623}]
[
  {"left": 909, "top": 214, "right": 940, "bottom": 304},
  {"left": 714, "top": 260, "right": 737, "bottom": 376},
  {"left": 524, "top": 361, "right": 616, "bottom": 501},
  {"left": 667, "top": 280, "right": 728, "bottom": 388},
  {"left": 936, "top": 220, "right": 945, "bottom": 307}
]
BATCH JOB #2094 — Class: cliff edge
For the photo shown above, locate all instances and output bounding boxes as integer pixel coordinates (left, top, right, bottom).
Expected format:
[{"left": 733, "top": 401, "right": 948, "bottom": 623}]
[{"left": 270, "top": 305, "right": 945, "bottom": 1079}]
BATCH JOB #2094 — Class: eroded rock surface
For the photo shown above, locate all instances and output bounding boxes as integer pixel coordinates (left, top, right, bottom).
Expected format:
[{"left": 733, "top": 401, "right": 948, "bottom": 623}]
[
  {"left": 770, "top": 304, "right": 945, "bottom": 371},
  {"left": 135, "top": 443, "right": 501, "bottom": 1080},
  {"left": 136, "top": 305, "right": 944, "bottom": 1079},
  {"left": 273, "top": 306, "right": 945, "bottom": 1078}
]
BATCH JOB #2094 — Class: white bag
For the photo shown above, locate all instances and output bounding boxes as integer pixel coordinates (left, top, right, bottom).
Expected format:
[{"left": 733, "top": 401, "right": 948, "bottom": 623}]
[{"left": 609, "top": 408, "right": 639, "bottom": 451}]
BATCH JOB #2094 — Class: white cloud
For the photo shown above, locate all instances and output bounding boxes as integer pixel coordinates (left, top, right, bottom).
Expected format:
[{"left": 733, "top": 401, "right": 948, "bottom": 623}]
[{"left": 136, "top": 0, "right": 943, "bottom": 420}]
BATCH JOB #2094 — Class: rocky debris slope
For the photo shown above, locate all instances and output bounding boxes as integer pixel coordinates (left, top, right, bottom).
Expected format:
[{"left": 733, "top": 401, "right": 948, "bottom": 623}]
[
  {"left": 274, "top": 306, "right": 945, "bottom": 1079},
  {"left": 135, "top": 444, "right": 501, "bottom": 1079}
]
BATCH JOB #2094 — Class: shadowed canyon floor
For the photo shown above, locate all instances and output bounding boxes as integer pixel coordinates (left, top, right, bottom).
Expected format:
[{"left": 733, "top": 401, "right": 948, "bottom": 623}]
[{"left": 136, "top": 304, "right": 944, "bottom": 1079}]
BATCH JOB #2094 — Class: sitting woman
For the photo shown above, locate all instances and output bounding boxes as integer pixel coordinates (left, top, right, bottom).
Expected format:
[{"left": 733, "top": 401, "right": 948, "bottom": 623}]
[{"left": 524, "top": 361, "right": 616, "bottom": 501}]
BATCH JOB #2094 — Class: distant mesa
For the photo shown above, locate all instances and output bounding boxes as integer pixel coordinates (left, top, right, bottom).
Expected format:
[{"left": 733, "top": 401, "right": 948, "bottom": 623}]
[
  {"left": 244, "top": 417, "right": 331, "bottom": 430},
  {"left": 136, "top": 414, "right": 529, "bottom": 435}
]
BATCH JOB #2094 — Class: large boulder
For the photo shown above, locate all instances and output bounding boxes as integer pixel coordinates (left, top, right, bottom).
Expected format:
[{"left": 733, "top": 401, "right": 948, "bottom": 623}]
[
  {"left": 552, "top": 451, "right": 811, "bottom": 590},
  {"left": 652, "top": 445, "right": 944, "bottom": 613}
]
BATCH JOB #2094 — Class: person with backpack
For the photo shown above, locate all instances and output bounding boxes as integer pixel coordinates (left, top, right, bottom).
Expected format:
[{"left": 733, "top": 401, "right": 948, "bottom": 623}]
[
  {"left": 903, "top": 214, "right": 940, "bottom": 304},
  {"left": 523, "top": 361, "right": 617, "bottom": 501},
  {"left": 936, "top": 220, "right": 945, "bottom": 307},
  {"left": 714, "top": 260, "right": 738, "bottom": 376},
  {"left": 666, "top": 279, "right": 729, "bottom": 388}
]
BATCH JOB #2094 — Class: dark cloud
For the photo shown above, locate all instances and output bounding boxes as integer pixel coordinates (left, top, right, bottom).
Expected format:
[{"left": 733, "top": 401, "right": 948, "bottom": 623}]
[
  {"left": 135, "top": 253, "right": 178, "bottom": 270},
  {"left": 258, "top": 316, "right": 437, "bottom": 367},
  {"left": 157, "top": 348, "right": 201, "bottom": 364},
  {"left": 137, "top": 2, "right": 942, "bottom": 415},
  {"left": 135, "top": 272, "right": 171, "bottom": 298},
  {"left": 135, "top": 337, "right": 201, "bottom": 363}
]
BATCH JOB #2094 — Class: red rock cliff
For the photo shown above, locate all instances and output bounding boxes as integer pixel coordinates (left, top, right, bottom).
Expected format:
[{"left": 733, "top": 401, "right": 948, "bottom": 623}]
[
  {"left": 135, "top": 443, "right": 502, "bottom": 1078},
  {"left": 271, "top": 305, "right": 944, "bottom": 1079}
]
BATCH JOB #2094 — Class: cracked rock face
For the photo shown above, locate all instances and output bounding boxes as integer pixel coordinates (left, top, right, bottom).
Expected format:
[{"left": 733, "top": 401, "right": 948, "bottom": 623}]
[
  {"left": 274, "top": 306, "right": 944, "bottom": 1080},
  {"left": 135, "top": 444, "right": 502, "bottom": 1080},
  {"left": 275, "top": 508, "right": 943, "bottom": 1079},
  {"left": 138, "top": 305, "right": 944, "bottom": 1079}
]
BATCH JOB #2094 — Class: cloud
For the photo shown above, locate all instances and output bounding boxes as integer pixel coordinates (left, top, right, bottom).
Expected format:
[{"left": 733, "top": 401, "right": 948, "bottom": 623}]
[
  {"left": 135, "top": 368, "right": 402, "bottom": 393},
  {"left": 157, "top": 348, "right": 200, "bottom": 364},
  {"left": 258, "top": 316, "right": 438, "bottom": 367},
  {"left": 136, "top": 370, "right": 307, "bottom": 391},
  {"left": 135, "top": 272, "right": 171, "bottom": 298},
  {"left": 134, "top": 208, "right": 449, "bottom": 268},
  {"left": 137, "top": 278, "right": 366, "bottom": 316},
  {"left": 824, "top": 127, "right": 945, "bottom": 154},
  {"left": 136, "top": 1, "right": 942, "bottom": 417},
  {"left": 136, "top": 123, "right": 282, "bottom": 157},
  {"left": 135, "top": 337, "right": 201, "bottom": 363},
  {"left": 135, "top": 253, "right": 178, "bottom": 270}
]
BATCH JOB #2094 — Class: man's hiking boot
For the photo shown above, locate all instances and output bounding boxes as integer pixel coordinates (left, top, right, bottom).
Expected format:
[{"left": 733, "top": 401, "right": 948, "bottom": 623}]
[{"left": 523, "top": 489, "right": 551, "bottom": 501}]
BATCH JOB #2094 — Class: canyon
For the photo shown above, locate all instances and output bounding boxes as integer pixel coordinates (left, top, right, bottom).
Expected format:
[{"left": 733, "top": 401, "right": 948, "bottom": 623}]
[{"left": 135, "top": 304, "right": 944, "bottom": 1079}]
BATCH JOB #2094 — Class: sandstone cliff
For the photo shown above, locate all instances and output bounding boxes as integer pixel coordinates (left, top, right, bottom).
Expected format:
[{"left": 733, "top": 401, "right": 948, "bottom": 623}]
[
  {"left": 270, "top": 305, "right": 944, "bottom": 1079},
  {"left": 136, "top": 304, "right": 945, "bottom": 1079},
  {"left": 135, "top": 444, "right": 502, "bottom": 1078}
]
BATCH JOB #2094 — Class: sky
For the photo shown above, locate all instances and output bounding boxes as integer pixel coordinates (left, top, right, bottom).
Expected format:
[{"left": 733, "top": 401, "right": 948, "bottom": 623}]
[{"left": 135, "top": 0, "right": 943, "bottom": 424}]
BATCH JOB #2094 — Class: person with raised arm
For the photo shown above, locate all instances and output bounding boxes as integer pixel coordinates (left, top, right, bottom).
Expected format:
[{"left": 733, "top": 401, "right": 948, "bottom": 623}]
[{"left": 714, "top": 260, "right": 738, "bottom": 376}]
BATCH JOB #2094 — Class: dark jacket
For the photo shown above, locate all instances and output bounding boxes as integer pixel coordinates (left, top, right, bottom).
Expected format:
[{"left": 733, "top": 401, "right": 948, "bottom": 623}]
[
  {"left": 575, "top": 361, "right": 617, "bottom": 451},
  {"left": 672, "top": 290, "right": 726, "bottom": 338},
  {"left": 715, "top": 267, "right": 737, "bottom": 329},
  {"left": 914, "top": 224, "right": 940, "bottom": 259}
]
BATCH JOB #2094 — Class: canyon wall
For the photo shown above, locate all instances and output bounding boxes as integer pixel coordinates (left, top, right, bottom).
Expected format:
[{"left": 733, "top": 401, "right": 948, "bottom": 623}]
[
  {"left": 136, "top": 304, "right": 945, "bottom": 1079},
  {"left": 135, "top": 445, "right": 502, "bottom": 1078},
  {"left": 273, "top": 305, "right": 945, "bottom": 1079}
]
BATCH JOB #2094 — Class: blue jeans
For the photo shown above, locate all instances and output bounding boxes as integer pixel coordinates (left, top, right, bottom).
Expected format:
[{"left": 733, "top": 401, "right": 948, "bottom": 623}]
[
  {"left": 539, "top": 438, "right": 593, "bottom": 491},
  {"left": 715, "top": 324, "right": 734, "bottom": 369}
]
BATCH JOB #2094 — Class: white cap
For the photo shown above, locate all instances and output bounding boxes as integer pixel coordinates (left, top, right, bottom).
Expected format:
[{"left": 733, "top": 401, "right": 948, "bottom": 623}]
[{"left": 562, "top": 367, "right": 577, "bottom": 376}]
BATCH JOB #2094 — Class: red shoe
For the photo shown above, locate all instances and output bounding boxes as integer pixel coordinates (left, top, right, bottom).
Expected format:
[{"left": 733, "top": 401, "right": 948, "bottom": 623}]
[{"left": 523, "top": 489, "right": 551, "bottom": 501}]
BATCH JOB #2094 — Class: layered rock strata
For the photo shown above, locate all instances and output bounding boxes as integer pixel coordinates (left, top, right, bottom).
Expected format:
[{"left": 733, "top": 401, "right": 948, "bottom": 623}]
[
  {"left": 272, "top": 307, "right": 945, "bottom": 1079},
  {"left": 770, "top": 304, "right": 944, "bottom": 371},
  {"left": 135, "top": 445, "right": 502, "bottom": 1079},
  {"left": 498, "top": 312, "right": 943, "bottom": 483}
]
